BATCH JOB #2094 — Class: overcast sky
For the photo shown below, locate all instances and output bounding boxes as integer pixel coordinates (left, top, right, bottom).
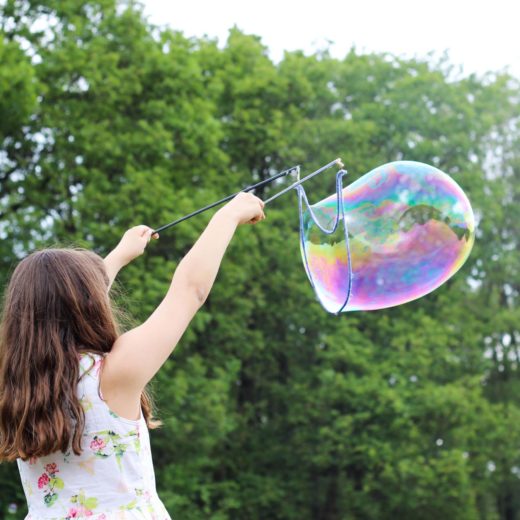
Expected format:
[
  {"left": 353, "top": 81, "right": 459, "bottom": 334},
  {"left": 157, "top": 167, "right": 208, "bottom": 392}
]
[{"left": 142, "top": 0, "right": 519, "bottom": 78}]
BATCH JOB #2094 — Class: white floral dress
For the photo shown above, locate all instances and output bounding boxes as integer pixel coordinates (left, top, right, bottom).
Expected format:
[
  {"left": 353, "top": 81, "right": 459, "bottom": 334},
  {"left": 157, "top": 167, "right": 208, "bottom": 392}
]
[{"left": 17, "top": 352, "right": 172, "bottom": 519}]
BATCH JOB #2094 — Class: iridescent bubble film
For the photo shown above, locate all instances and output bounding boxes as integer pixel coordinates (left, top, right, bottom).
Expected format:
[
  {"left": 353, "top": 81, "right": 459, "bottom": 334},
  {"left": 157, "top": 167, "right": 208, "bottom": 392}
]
[{"left": 298, "top": 161, "right": 475, "bottom": 313}]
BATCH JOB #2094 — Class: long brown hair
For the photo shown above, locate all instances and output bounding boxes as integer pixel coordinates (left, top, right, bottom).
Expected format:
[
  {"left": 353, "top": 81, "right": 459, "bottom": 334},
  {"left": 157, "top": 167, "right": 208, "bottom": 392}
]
[{"left": 0, "top": 248, "right": 161, "bottom": 463}]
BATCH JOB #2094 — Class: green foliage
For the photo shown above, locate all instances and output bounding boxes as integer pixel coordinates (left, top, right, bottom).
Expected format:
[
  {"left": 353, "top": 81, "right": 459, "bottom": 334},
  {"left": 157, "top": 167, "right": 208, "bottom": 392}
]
[
  {"left": 0, "top": 34, "right": 37, "bottom": 141},
  {"left": 1, "top": 1, "right": 519, "bottom": 519}
]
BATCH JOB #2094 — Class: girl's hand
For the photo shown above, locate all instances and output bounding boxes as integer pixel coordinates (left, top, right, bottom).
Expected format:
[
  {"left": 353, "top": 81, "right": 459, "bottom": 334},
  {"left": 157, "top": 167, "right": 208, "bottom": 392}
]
[
  {"left": 113, "top": 225, "right": 159, "bottom": 266},
  {"left": 220, "top": 192, "right": 266, "bottom": 225}
]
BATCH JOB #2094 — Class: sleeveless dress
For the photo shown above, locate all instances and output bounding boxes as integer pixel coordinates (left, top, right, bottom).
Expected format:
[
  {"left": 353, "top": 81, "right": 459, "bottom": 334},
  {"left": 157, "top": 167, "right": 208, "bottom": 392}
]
[{"left": 16, "top": 352, "right": 172, "bottom": 519}]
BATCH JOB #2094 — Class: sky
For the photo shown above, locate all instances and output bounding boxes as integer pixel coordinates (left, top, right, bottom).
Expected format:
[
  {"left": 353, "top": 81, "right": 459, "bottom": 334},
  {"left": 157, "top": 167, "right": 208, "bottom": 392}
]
[{"left": 141, "top": 0, "right": 520, "bottom": 79}]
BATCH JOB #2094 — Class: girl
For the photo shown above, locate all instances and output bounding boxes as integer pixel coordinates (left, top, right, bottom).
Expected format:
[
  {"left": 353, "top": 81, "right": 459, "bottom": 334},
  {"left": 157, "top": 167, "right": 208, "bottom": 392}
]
[{"left": 0, "top": 192, "right": 265, "bottom": 519}]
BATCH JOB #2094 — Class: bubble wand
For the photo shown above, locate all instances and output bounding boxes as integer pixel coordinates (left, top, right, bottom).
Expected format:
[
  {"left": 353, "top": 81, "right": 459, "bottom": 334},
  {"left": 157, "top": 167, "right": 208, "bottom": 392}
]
[{"left": 153, "top": 159, "right": 343, "bottom": 233}]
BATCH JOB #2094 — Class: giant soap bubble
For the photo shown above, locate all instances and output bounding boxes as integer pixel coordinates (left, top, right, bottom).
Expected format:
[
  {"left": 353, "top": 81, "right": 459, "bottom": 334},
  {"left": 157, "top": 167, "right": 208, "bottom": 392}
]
[{"left": 298, "top": 161, "right": 475, "bottom": 313}]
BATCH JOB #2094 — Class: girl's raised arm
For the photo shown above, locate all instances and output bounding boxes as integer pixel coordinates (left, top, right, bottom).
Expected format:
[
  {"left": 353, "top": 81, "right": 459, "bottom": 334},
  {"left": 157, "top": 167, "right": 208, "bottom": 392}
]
[{"left": 102, "top": 192, "right": 265, "bottom": 396}]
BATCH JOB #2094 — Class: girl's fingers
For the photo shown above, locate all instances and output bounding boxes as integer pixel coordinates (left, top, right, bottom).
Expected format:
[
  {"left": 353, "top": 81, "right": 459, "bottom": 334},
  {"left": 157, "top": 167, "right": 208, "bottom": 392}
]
[
  {"left": 134, "top": 225, "right": 148, "bottom": 237},
  {"left": 137, "top": 226, "right": 157, "bottom": 239},
  {"left": 145, "top": 229, "right": 159, "bottom": 242}
]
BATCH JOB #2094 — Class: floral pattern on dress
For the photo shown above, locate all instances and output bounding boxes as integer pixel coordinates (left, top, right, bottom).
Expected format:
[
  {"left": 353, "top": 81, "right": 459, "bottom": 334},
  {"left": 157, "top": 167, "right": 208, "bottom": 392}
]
[
  {"left": 65, "top": 489, "right": 99, "bottom": 519},
  {"left": 118, "top": 489, "right": 158, "bottom": 517},
  {"left": 80, "top": 395, "right": 94, "bottom": 413},
  {"left": 38, "top": 463, "right": 65, "bottom": 508},
  {"left": 89, "top": 428, "right": 140, "bottom": 471}
]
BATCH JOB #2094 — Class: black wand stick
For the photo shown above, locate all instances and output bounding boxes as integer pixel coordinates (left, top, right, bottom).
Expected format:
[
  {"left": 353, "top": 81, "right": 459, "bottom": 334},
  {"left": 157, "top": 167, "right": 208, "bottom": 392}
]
[{"left": 153, "top": 165, "right": 300, "bottom": 234}]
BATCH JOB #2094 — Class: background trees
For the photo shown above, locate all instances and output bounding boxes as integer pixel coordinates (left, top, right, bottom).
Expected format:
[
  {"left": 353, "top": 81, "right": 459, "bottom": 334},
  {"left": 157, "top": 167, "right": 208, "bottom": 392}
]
[{"left": 1, "top": 1, "right": 519, "bottom": 518}]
